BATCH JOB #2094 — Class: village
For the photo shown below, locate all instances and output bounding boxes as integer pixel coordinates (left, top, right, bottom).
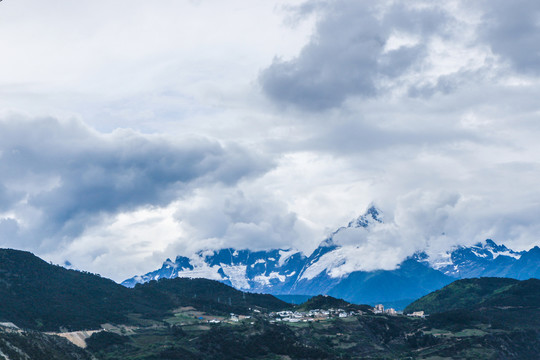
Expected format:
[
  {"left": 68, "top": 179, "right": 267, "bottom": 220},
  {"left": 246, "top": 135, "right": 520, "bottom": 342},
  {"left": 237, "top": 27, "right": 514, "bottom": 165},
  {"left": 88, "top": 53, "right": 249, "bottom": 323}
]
[
  {"left": 268, "top": 308, "right": 364, "bottom": 323},
  {"left": 209, "top": 304, "right": 426, "bottom": 325}
]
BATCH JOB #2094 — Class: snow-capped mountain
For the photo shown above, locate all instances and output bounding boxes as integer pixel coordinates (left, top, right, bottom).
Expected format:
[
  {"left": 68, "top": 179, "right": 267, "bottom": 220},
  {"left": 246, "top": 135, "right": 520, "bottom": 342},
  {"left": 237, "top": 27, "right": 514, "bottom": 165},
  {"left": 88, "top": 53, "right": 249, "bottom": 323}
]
[
  {"left": 284, "top": 206, "right": 456, "bottom": 303},
  {"left": 122, "top": 206, "right": 540, "bottom": 307},
  {"left": 287, "top": 206, "right": 385, "bottom": 295},
  {"left": 123, "top": 206, "right": 386, "bottom": 293},
  {"left": 429, "top": 239, "right": 523, "bottom": 278},
  {"left": 427, "top": 239, "right": 539, "bottom": 280},
  {"left": 122, "top": 248, "right": 306, "bottom": 293}
]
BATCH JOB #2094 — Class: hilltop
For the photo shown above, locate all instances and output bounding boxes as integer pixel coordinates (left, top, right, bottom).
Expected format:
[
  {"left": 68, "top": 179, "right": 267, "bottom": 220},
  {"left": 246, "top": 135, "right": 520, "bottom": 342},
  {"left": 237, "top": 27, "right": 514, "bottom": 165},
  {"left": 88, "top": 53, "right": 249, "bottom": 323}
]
[
  {"left": 295, "top": 294, "right": 371, "bottom": 313},
  {"left": 0, "top": 248, "right": 140, "bottom": 330},
  {"left": 404, "top": 277, "right": 540, "bottom": 314},
  {"left": 133, "top": 277, "right": 288, "bottom": 315}
]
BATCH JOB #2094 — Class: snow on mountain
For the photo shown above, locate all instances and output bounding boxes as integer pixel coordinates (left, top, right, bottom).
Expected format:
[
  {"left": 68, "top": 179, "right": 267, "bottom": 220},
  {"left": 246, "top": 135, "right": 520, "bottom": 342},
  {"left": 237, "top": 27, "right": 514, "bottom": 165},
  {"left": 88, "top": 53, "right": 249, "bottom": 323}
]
[
  {"left": 296, "top": 206, "right": 384, "bottom": 281},
  {"left": 121, "top": 205, "right": 539, "bottom": 307},
  {"left": 278, "top": 249, "right": 300, "bottom": 266},
  {"left": 121, "top": 247, "right": 305, "bottom": 292},
  {"left": 428, "top": 239, "right": 525, "bottom": 278}
]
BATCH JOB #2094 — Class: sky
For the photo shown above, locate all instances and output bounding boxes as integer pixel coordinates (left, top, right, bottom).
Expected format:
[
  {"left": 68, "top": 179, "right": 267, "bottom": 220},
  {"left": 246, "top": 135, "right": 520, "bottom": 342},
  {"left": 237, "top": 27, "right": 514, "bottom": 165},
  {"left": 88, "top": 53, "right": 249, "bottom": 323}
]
[{"left": 1, "top": 0, "right": 540, "bottom": 282}]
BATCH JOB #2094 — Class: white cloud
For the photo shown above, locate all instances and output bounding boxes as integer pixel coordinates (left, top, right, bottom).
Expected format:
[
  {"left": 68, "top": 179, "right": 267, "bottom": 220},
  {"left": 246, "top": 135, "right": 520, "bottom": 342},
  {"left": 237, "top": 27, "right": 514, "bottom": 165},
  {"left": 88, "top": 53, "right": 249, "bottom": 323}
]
[
  {"left": 0, "top": 115, "right": 270, "bottom": 255},
  {"left": 1, "top": 0, "right": 540, "bottom": 280},
  {"left": 45, "top": 203, "right": 185, "bottom": 281}
]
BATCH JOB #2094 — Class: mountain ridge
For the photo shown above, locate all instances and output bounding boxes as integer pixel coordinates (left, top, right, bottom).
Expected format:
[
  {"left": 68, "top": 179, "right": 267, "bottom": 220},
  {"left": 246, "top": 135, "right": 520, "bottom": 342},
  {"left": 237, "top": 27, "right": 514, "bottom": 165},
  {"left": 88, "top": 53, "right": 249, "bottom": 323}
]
[
  {"left": 1, "top": 248, "right": 539, "bottom": 359},
  {"left": 0, "top": 248, "right": 287, "bottom": 331},
  {"left": 122, "top": 206, "right": 540, "bottom": 308}
]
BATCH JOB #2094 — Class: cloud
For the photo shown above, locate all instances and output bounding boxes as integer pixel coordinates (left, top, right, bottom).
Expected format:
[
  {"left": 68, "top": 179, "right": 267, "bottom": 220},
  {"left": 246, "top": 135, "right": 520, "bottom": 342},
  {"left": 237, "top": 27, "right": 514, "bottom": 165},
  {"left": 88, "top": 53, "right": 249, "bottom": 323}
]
[
  {"left": 1, "top": 0, "right": 540, "bottom": 281},
  {"left": 172, "top": 186, "right": 301, "bottom": 253},
  {"left": 326, "top": 192, "right": 463, "bottom": 271},
  {"left": 0, "top": 115, "right": 271, "bottom": 251},
  {"left": 259, "top": 0, "right": 451, "bottom": 110},
  {"left": 479, "top": 0, "right": 540, "bottom": 75},
  {"left": 326, "top": 189, "right": 540, "bottom": 272},
  {"left": 44, "top": 184, "right": 306, "bottom": 282}
]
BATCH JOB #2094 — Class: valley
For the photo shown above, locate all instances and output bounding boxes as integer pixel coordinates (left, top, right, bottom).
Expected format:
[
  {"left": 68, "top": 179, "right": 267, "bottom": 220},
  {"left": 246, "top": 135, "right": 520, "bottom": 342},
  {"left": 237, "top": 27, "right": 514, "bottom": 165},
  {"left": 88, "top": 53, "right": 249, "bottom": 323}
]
[{"left": 0, "top": 248, "right": 539, "bottom": 359}]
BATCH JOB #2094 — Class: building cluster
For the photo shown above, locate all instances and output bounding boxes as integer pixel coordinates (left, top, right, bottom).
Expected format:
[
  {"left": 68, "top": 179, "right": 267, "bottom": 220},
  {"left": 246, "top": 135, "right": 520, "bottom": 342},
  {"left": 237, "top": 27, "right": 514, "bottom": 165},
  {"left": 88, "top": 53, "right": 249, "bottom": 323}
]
[
  {"left": 410, "top": 311, "right": 425, "bottom": 318},
  {"left": 212, "top": 305, "right": 423, "bottom": 325},
  {"left": 228, "top": 314, "right": 252, "bottom": 323},
  {"left": 373, "top": 304, "right": 399, "bottom": 315},
  {"left": 268, "top": 308, "right": 363, "bottom": 323}
]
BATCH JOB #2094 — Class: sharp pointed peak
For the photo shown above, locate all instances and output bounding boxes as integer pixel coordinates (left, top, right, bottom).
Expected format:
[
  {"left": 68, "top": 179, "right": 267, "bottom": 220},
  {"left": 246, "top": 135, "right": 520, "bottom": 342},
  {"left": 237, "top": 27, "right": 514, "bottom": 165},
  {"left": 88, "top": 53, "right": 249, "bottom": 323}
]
[
  {"left": 485, "top": 239, "right": 497, "bottom": 246},
  {"left": 320, "top": 237, "right": 336, "bottom": 247},
  {"left": 347, "top": 205, "right": 383, "bottom": 229},
  {"left": 365, "top": 204, "right": 382, "bottom": 217},
  {"left": 409, "top": 251, "right": 429, "bottom": 262}
]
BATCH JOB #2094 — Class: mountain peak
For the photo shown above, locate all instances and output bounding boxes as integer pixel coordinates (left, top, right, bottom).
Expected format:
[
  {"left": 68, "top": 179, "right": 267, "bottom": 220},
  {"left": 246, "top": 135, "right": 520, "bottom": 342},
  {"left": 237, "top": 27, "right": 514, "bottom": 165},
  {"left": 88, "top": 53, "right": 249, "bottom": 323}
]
[
  {"left": 485, "top": 239, "right": 497, "bottom": 247},
  {"left": 473, "top": 239, "right": 510, "bottom": 253},
  {"left": 347, "top": 205, "right": 383, "bottom": 229}
]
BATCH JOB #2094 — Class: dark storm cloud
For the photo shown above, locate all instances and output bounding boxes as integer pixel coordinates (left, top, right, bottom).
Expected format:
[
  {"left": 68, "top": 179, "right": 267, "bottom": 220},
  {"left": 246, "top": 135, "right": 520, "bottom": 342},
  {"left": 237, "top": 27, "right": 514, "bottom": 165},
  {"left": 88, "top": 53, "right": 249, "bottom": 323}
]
[
  {"left": 0, "top": 116, "right": 271, "bottom": 242},
  {"left": 260, "top": 0, "right": 450, "bottom": 110},
  {"left": 480, "top": 0, "right": 540, "bottom": 75}
]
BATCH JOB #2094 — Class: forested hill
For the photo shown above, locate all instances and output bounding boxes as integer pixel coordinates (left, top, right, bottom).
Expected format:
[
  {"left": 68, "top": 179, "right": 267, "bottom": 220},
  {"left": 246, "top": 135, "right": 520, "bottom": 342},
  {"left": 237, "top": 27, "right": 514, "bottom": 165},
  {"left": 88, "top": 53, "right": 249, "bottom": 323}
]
[
  {"left": 0, "top": 248, "right": 287, "bottom": 331},
  {"left": 133, "top": 277, "right": 288, "bottom": 314},
  {"left": 0, "top": 248, "right": 137, "bottom": 330},
  {"left": 295, "top": 294, "right": 371, "bottom": 312},
  {"left": 404, "top": 277, "right": 540, "bottom": 314}
]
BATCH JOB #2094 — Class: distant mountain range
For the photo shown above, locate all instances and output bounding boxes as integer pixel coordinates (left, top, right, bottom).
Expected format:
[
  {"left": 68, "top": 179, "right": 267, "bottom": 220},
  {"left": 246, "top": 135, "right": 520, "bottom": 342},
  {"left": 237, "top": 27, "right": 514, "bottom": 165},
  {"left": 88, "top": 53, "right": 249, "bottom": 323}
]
[{"left": 123, "top": 206, "right": 540, "bottom": 308}]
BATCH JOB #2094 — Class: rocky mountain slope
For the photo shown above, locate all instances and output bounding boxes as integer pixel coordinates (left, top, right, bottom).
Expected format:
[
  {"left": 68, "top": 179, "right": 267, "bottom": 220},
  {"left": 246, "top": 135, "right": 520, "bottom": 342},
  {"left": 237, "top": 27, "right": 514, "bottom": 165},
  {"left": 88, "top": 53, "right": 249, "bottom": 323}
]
[
  {"left": 122, "top": 248, "right": 306, "bottom": 293},
  {"left": 0, "top": 324, "right": 91, "bottom": 360}
]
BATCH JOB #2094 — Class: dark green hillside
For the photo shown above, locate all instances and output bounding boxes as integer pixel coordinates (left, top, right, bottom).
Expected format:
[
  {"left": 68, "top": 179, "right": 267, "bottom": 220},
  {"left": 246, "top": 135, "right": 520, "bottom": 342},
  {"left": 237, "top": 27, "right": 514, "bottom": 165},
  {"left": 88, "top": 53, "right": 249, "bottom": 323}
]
[
  {"left": 134, "top": 277, "right": 289, "bottom": 315},
  {"left": 404, "top": 277, "right": 530, "bottom": 314},
  {"left": 0, "top": 249, "right": 286, "bottom": 332},
  {"left": 295, "top": 294, "right": 371, "bottom": 312},
  {"left": 481, "top": 278, "right": 540, "bottom": 307},
  {"left": 423, "top": 279, "right": 540, "bottom": 333},
  {"left": 0, "top": 248, "right": 144, "bottom": 331}
]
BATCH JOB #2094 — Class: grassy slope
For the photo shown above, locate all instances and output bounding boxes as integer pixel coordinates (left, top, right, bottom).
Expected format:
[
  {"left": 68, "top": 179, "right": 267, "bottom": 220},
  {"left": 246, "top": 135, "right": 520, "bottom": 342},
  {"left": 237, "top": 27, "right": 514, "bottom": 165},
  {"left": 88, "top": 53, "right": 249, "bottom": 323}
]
[{"left": 404, "top": 277, "right": 521, "bottom": 314}]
